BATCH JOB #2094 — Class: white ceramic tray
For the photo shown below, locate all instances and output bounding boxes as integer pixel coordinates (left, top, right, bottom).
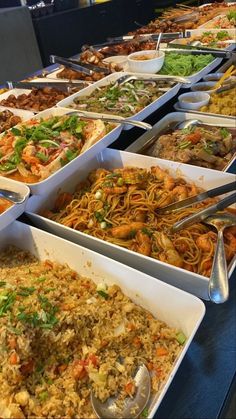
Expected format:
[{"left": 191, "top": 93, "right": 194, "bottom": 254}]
[
  {"left": 171, "top": 28, "right": 236, "bottom": 51},
  {"left": 0, "top": 178, "right": 30, "bottom": 231},
  {"left": 0, "top": 107, "right": 122, "bottom": 195},
  {"left": 0, "top": 106, "right": 34, "bottom": 121},
  {"left": 173, "top": 101, "right": 236, "bottom": 120},
  {"left": 0, "top": 220, "right": 205, "bottom": 418},
  {"left": 57, "top": 71, "right": 181, "bottom": 130},
  {"left": 125, "top": 111, "right": 236, "bottom": 172},
  {"left": 26, "top": 148, "right": 236, "bottom": 300}
]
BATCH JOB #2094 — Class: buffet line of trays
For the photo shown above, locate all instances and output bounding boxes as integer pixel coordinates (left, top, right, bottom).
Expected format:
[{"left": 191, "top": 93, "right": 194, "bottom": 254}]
[{"left": 0, "top": 3, "right": 236, "bottom": 419}]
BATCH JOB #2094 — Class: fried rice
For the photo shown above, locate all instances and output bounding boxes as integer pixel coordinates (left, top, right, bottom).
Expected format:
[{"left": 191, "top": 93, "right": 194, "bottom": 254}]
[{"left": 0, "top": 246, "right": 186, "bottom": 418}]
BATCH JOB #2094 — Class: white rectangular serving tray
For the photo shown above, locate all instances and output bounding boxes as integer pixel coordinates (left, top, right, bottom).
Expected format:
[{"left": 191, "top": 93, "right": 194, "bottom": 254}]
[
  {"left": 0, "top": 107, "right": 122, "bottom": 195},
  {"left": 57, "top": 71, "right": 182, "bottom": 130},
  {"left": 26, "top": 148, "right": 236, "bottom": 300},
  {"left": 125, "top": 111, "right": 236, "bottom": 172},
  {"left": 0, "top": 220, "right": 205, "bottom": 418},
  {"left": 0, "top": 178, "right": 30, "bottom": 231},
  {"left": 171, "top": 28, "right": 236, "bottom": 51}
]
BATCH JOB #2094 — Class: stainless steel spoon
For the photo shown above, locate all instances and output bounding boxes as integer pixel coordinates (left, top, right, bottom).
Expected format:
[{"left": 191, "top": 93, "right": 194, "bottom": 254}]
[
  {"left": 176, "top": 119, "right": 234, "bottom": 130},
  {"left": 0, "top": 189, "right": 26, "bottom": 204},
  {"left": 155, "top": 32, "right": 162, "bottom": 56},
  {"left": 91, "top": 364, "right": 150, "bottom": 419},
  {"left": 67, "top": 111, "right": 152, "bottom": 131},
  {"left": 204, "top": 213, "right": 236, "bottom": 304}
]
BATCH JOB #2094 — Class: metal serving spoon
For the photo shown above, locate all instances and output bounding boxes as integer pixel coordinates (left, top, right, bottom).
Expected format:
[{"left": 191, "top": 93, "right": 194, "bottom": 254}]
[
  {"left": 0, "top": 189, "right": 26, "bottom": 204},
  {"left": 176, "top": 119, "right": 234, "bottom": 130},
  {"left": 205, "top": 213, "right": 236, "bottom": 304},
  {"left": 67, "top": 111, "right": 152, "bottom": 131},
  {"left": 91, "top": 364, "right": 151, "bottom": 419}
]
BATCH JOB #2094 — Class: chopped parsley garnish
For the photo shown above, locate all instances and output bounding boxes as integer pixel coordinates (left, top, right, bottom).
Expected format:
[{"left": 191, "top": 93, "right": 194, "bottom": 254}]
[
  {"left": 220, "top": 128, "right": 230, "bottom": 138},
  {"left": 0, "top": 291, "right": 16, "bottom": 317},
  {"left": 17, "top": 286, "right": 36, "bottom": 297},
  {"left": 97, "top": 290, "right": 109, "bottom": 299}
]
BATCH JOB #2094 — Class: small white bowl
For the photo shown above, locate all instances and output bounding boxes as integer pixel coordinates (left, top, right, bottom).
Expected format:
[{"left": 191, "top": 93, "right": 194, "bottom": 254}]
[
  {"left": 127, "top": 50, "right": 165, "bottom": 74},
  {"left": 178, "top": 92, "right": 210, "bottom": 110},
  {"left": 203, "top": 73, "right": 224, "bottom": 82},
  {"left": 191, "top": 81, "right": 217, "bottom": 93}
]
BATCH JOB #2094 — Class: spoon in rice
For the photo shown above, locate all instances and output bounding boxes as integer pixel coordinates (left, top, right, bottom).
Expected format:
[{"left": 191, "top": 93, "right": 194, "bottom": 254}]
[{"left": 91, "top": 364, "right": 151, "bottom": 418}]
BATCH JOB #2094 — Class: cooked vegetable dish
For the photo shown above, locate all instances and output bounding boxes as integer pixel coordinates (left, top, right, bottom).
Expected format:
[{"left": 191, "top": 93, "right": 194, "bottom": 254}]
[
  {"left": 178, "top": 30, "right": 235, "bottom": 49},
  {"left": 42, "top": 166, "right": 236, "bottom": 278},
  {"left": 0, "top": 246, "right": 186, "bottom": 418},
  {"left": 0, "top": 115, "right": 110, "bottom": 183},
  {"left": 158, "top": 53, "right": 214, "bottom": 76},
  {"left": 0, "top": 110, "right": 21, "bottom": 134},
  {"left": 71, "top": 79, "right": 175, "bottom": 117},
  {"left": 203, "top": 11, "right": 236, "bottom": 29},
  {"left": 146, "top": 125, "right": 236, "bottom": 170}
]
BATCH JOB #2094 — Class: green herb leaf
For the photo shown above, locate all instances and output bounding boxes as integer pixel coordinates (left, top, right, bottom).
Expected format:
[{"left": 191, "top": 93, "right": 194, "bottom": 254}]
[
  {"left": 35, "top": 152, "right": 49, "bottom": 162},
  {"left": 11, "top": 127, "right": 21, "bottom": 136},
  {"left": 97, "top": 290, "right": 108, "bottom": 299},
  {"left": 0, "top": 292, "right": 16, "bottom": 317},
  {"left": 141, "top": 407, "right": 149, "bottom": 418},
  {"left": 18, "top": 286, "right": 36, "bottom": 297},
  {"left": 220, "top": 128, "right": 230, "bottom": 138},
  {"left": 0, "top": 281, "right": 6, "bottom": 287}
]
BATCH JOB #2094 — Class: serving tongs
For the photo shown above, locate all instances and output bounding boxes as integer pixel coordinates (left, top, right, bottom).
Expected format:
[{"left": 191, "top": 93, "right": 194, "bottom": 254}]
[
  {"left": 50, "top": 55, "right": 110, "bottom": 75},
  {"left": 163, "top": 47, "right": 235, "bottom": 59},
  {"left": 6, "top": 80, "right": 89, "bottom": 91},
  {"left": 156, "top": 180, "right": 236, "bottom": 229},
  {"left": 89, "top": 33, "right": 189, "bottom": 51}
]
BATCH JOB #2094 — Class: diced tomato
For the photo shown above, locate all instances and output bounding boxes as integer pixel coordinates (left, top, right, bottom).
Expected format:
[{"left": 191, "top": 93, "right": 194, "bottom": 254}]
[{"left": 186, "top": 131, "right": 202, "bottom": 144}]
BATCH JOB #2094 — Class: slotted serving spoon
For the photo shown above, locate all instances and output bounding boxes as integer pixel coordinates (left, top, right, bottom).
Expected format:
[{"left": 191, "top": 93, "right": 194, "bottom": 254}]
[
  {"left": 204, "top": 213, "right": 236, "bottom": 304},
  {"left": 0, "top": 189, "right": 26, "bottom": 204},
  {"left": 91, "top": 364, "right": 150, "bottom": 418}
]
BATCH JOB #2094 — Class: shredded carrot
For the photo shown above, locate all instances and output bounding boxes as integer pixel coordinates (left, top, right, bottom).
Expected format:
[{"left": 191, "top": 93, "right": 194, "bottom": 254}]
[
  {"left": 133, "top": 336, "right": 142, "bottom": 348},
  {"left": 9, "top": 352, "right": 19, "bottom": 365},
  {"left": 156, "top": 347, "right": 168, "bottom": 356},
  {"left": 125, "top": 382, "right": 135, "bottom": 395}
]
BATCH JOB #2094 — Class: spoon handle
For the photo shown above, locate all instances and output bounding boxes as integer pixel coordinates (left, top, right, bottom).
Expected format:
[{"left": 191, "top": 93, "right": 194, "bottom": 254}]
[{"left": 208, "top": 228, "right": 229, "bottom": 304}]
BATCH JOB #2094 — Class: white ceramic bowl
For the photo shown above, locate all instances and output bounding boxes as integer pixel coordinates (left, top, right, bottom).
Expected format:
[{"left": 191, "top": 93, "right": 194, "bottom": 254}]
[
  {"left": 127, "top": 50, "right": 165, "bottom": 74},
  {"left": 203, "top": 72, "right": 224, "bottom": 82},
  {"left": 178, "top": 92, "right": 210, "bottom": 110},
  {"left": 191, "top": 81, "right": 217, "bottom": 93}
]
